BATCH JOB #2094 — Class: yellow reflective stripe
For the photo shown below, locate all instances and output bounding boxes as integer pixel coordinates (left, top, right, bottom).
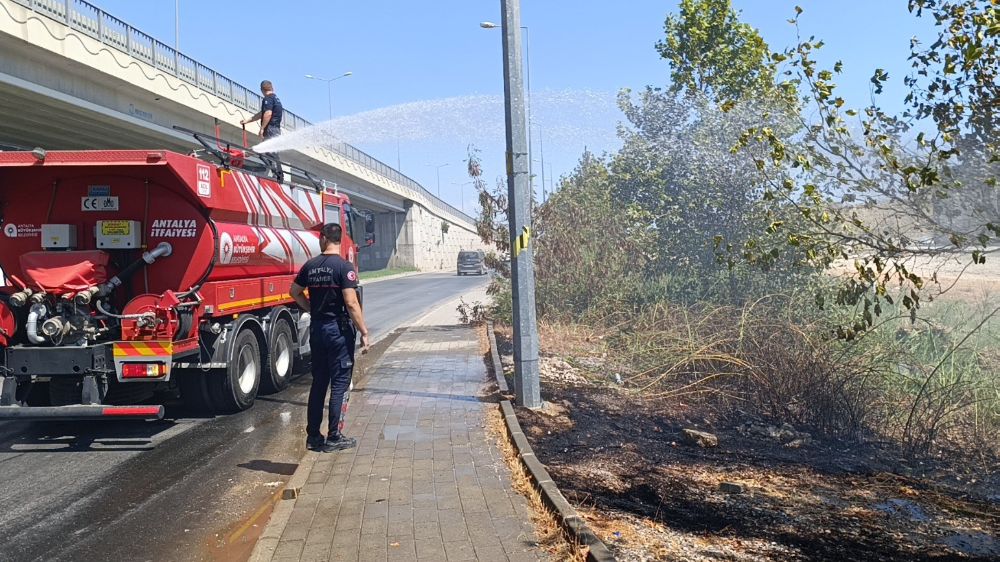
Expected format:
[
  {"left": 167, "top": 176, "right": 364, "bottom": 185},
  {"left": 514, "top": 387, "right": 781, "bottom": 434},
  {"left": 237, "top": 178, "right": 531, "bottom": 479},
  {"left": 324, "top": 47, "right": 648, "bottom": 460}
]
[
  {"left": 218, "top": 297, "right": 263, "bottom": 311},
  {"left": 219, "top": 294, "right": 290, "bottom": 311},
  {"left": 114, "top": 342, "right": 175, "bottom": 357},
  {"left": 514, "top": 226, "right": 531, "bottom": 257}
]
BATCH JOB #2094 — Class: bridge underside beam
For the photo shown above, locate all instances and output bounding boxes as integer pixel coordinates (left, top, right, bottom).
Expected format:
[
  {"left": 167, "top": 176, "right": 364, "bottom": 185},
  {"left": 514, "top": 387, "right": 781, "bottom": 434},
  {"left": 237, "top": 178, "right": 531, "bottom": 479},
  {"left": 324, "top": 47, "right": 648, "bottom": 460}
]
[{"left": 0, "top": 72, "right": 193, "bottom": 152}]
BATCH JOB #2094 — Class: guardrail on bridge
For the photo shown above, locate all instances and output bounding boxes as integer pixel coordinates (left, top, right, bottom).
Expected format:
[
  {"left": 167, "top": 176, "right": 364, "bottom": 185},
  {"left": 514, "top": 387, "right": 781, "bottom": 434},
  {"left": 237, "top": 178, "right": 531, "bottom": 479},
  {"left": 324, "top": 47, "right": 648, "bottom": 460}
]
[{"left": 9, "top": 0, "right": 474, "bottom": 224}]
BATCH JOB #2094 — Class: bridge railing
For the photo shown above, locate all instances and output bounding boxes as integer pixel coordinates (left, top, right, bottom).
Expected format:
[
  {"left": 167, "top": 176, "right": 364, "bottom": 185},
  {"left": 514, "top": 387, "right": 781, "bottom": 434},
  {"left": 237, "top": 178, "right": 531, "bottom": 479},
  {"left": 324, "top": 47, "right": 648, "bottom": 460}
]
[{"left": 9, "top": 0, "right": 474, "bottom": 224}]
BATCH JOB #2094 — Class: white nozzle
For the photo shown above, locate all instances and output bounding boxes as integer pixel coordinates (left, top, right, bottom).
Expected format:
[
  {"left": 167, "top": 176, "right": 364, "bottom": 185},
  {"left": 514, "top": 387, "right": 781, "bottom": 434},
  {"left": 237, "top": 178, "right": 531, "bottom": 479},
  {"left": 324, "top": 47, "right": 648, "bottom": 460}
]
[
  {"left": 143, "top": 242, "right": 173, "bottom": 264},
  {"left": 26, "top": 303, "right": 47, "bottom": 344}
]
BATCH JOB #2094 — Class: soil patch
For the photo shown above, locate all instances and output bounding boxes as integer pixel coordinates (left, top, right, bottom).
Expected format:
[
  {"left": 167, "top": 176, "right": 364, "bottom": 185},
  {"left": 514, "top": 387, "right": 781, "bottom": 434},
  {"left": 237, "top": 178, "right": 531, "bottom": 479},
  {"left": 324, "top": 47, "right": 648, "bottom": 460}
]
[{"left": 495, "top": 328, "right": 1000, "bottom": 561}]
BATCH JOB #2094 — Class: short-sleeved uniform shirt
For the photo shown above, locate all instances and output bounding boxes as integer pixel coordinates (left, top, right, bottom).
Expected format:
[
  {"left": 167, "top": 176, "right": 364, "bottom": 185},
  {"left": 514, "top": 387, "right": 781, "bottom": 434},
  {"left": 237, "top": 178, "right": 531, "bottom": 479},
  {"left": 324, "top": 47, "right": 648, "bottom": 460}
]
[
  {"left": 294, "top": 254, "right": 358, "bottom": 324},
  {"left": 261, "top": 93, "right": 283, "bottom": 137}
]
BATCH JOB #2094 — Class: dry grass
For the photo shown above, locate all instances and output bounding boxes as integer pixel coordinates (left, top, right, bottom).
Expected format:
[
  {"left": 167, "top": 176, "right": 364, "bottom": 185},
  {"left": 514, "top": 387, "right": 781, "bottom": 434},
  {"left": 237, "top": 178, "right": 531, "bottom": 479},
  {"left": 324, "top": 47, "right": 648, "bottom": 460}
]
[{"left": 484, "top": 407, "right": 589, "bottom": 562}]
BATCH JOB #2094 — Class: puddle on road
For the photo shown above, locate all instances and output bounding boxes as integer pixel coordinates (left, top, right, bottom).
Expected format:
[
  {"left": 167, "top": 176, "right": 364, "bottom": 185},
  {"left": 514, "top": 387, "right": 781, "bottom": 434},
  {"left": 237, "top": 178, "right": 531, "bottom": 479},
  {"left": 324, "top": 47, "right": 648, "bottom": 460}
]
[{"left": 204, "top": 483, "right": 285, "bottom": 562}]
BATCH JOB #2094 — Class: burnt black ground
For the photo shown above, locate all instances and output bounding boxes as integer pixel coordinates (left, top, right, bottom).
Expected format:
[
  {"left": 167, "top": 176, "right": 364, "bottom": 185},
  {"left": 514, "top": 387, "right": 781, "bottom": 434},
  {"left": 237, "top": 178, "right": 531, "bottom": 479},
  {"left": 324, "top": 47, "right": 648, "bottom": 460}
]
[{"left": 0, "top": 272, "right": 487, "bottom": 562}]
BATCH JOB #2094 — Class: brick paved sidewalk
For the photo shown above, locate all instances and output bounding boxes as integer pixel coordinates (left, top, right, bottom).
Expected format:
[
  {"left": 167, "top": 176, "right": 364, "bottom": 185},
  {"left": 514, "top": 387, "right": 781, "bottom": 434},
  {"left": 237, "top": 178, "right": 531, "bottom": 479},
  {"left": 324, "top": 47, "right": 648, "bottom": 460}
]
[{"left": 263, "top": 320, "right": 545, "bottom": 562}]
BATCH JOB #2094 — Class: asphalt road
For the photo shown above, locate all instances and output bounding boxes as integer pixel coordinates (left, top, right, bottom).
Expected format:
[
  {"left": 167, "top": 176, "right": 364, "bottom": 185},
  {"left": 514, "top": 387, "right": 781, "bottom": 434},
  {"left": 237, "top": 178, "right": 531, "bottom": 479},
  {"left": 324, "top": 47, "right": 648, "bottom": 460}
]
[{"left": 0, "top": 272, "right": 489, "bottom": 562}]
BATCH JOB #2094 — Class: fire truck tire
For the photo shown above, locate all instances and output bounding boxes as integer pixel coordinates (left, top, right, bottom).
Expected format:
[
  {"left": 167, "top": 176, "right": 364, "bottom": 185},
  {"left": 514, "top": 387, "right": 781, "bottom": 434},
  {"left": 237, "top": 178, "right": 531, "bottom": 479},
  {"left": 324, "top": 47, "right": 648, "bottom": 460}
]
[
  {"left": 105, "top": 378, "right": 152, "bottom": 405},
  {"left": 261, "top": 318, "right": 294, "bottom": 394},
  {"left": 177, "top": 371, "right": 214, "bottom": 413},
  {"left": 209, "top": 327, "right": 261, "bottom": 413}
]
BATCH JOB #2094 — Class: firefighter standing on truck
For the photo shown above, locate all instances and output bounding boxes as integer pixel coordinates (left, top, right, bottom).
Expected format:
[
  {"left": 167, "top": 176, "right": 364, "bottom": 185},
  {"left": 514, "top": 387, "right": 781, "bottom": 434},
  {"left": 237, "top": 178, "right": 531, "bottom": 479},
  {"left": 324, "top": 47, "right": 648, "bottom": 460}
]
[
  {"left": 241, "top": 80, "right": 283, "bottom": 138},
  {"left": 241, "top": 79, "right": 284, "bottom": 182},
  {"left": 289, "top": 223, "right": 370, "bottom": 452}
]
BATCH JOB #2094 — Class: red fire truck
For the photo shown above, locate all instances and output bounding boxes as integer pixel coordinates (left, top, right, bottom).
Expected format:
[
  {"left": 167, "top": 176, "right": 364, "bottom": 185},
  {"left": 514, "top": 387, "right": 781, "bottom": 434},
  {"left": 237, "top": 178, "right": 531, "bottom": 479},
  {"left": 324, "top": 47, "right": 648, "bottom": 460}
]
[{"left": 0, "top": 129, "right": 373, "bottom": 419}]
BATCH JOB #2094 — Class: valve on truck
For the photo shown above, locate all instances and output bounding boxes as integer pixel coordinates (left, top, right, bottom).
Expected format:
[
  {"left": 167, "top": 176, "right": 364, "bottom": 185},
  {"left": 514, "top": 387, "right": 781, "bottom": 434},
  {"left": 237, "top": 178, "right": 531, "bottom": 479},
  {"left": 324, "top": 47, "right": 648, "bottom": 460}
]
[{"left": 98, "top": 242, "right": 173, "bottom": 297}]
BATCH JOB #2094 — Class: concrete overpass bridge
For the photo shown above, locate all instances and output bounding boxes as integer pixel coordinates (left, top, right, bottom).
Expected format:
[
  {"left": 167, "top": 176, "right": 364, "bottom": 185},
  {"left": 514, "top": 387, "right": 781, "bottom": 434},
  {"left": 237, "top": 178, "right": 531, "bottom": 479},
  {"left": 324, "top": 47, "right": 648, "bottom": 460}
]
[{"left": 0, "top": 0, "right": 484, "bottom": 271}]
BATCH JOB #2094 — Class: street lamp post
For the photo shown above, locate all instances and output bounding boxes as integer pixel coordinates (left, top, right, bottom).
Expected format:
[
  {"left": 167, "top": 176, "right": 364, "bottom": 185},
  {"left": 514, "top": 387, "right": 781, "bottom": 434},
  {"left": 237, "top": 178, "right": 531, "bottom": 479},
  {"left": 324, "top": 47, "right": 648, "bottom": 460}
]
[
  {"left": 494, "top": 2, "right": 541, "bottom": 409},
  {"left": 428, "top": 163, "right": 450, "bottom": 197},
  {"left": 305, "top": 72, "right": 353, "bottom": 123},
  {"left": 547, "top": 163, "right": 554, "bottom": 200},
  {"left": 538, "top": 126, "right": 546, "bottom": 202},
  {"left": 481, "top": 21, "right": 534, "bottom": 200},
  {"left": 305, "top": 72, "right": 353, "bottom": 148},
  {"left": 452, "top": 181, "right": 475, "bottom": 214}
]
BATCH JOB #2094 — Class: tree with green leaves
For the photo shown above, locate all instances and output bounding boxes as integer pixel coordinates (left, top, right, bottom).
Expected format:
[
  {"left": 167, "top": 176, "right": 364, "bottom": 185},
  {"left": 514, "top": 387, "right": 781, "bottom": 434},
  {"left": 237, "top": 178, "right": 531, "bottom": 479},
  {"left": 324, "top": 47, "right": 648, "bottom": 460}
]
[
  {"left": 657, "top": 0, "right": 784, "bottom": 103},
  {"left": 735, "top": 1, "right": 998, "bottom": 338},
  {"left": 612, "top": 0, "right": 805, "bottom": 302},
  {"left": 533, "top": 152, "right": 654, "bottom": 317}
]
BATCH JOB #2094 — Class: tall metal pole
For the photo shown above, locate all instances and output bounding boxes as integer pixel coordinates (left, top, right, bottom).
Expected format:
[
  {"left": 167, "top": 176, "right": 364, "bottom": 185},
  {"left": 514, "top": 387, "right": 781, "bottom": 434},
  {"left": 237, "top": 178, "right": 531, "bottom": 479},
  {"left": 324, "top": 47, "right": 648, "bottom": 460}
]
[
  {"left": 501, "top": 0, "right": 541, "bottom": 409},
  {"left": 326, "top": 80, "right": 335, "bottom": 149},
  {"left": 547, "top": 163, "right": 554, "bottom": 200},
  {"left": 539, "top": 126, "right": 546, "bottom": 203},
  {"left": 307, "top": 72, "right": 351, "bottom": 147},
  {"left": 522, "top": 26, "right": 534, "bottom": 201},
  {"left": 326, "top": 81, "right": 334, "bottom": 123},
  {"left": 174, "top": 0, "right": 179, "bottom": 52}
]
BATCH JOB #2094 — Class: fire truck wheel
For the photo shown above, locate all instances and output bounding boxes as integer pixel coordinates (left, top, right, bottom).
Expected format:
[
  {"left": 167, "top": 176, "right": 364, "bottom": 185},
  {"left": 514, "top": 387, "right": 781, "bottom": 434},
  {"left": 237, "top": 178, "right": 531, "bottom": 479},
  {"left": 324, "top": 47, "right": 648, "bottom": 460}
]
[
  {"left": 261, "top": 319, "right": 294, "bottom": 394},
  {"left": 209, "top": 328, "right": 261, "bottom": 413}
]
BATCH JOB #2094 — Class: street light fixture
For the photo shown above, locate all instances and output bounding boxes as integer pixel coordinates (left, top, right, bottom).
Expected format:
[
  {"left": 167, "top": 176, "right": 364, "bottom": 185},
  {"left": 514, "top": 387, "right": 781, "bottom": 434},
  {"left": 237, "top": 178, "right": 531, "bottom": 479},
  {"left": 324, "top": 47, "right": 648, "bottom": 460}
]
[
  {"left": 452, "top": 181, "right": 475, "bottom": 214},
  {"left": 427, "top": 162, "right": 450, "bottom": 197},
  {"left": 305, "top": 72, "right": 353, "bottom": 123}
]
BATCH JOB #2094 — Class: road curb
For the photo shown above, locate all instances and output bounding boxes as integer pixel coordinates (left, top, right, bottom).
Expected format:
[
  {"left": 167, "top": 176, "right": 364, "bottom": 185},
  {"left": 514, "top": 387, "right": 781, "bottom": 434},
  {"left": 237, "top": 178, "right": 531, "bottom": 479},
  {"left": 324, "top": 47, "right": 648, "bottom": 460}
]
[
  {"left": 487, "top": 321, "right": 617, "bottom": 562},
  {"left": 487, "top": 322, "right": 509, "bottom": 394},
  {"left": 359, "top": 270, "right": 423, "bottom": 285},
  {"left": 361, "top": 268, "right": 477, "bottom": 284},
  {"left": 248, "top": 447, "right": 316, "bottom": 562}
]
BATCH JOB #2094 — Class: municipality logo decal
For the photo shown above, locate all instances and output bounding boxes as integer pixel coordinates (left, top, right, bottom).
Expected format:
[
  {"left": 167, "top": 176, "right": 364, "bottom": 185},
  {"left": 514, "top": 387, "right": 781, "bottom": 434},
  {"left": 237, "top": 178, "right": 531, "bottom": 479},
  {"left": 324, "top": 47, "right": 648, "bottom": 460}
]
[
  {"left": 219, "top": 232, "right": 234, "bottom": 264},
  {"left": 3, "top": 224, "right": 16, "bottom": 238}
]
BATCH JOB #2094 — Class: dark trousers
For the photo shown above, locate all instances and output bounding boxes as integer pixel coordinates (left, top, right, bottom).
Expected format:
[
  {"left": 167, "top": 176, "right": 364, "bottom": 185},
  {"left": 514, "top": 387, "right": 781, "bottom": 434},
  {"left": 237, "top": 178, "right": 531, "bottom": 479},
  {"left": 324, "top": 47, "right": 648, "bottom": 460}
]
[
  {"left": 307, "top": 320, "right": 356, "bottom": 439},
  {"left": 263, "top": 126, "right": 283, "bottom": 182}
]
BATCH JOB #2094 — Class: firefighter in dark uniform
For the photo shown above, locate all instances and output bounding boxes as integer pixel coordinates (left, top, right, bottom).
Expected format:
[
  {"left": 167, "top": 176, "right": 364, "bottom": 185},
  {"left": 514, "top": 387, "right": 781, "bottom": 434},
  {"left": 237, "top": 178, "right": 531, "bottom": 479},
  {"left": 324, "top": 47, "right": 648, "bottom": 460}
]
[
  {"left": 241, "top": 79, "right": 284, "bottom": 182},
  {"left": 289, "top": 223, "right": 370, "bottom": 452}
]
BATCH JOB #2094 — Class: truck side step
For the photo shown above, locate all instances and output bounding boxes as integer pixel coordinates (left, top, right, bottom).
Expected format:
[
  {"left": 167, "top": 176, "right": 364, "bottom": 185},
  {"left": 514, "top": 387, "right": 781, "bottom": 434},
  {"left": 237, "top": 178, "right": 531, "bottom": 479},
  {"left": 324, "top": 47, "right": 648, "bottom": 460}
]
[{"left": 0, "top": 405, "right": 164, "bottom": 420}]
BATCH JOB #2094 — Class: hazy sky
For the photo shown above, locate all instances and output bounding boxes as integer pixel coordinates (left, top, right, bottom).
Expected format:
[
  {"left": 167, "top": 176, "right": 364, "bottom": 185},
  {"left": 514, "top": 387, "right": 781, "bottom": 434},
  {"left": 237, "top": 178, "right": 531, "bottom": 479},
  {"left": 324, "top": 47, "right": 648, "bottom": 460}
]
[{"left": 89, "top": 1, "right": 935, "bottom": 212}]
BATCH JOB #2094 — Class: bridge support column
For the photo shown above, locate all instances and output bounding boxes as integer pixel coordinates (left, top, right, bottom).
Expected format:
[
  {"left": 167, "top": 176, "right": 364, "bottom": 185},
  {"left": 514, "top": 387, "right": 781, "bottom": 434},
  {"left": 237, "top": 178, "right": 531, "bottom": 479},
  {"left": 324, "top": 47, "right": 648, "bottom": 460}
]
[
  {"left": 357, "top": 210, "right": 406, "bottom": 272},
  {"left": 394, "top": 201, "right": 420, "bottom": 270}
]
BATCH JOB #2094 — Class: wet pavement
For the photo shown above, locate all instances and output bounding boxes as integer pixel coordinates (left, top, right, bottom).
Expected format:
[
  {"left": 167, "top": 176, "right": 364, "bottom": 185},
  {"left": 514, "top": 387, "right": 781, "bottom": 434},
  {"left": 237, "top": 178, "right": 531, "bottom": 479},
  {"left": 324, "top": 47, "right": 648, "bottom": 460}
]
[
  {"left": 0, "top": 273, "right": 487, "bottom": 562},
  {"left": 258, "top": 297, "right": 544, "bottom": 562}
]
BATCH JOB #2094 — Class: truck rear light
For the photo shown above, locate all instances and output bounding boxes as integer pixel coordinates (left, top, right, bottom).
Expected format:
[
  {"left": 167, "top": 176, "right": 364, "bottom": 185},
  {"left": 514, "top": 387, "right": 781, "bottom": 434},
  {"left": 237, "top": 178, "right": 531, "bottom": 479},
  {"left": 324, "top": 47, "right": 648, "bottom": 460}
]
[{"left": 121, "top": 363, "right": 167, "bottom": 378}]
